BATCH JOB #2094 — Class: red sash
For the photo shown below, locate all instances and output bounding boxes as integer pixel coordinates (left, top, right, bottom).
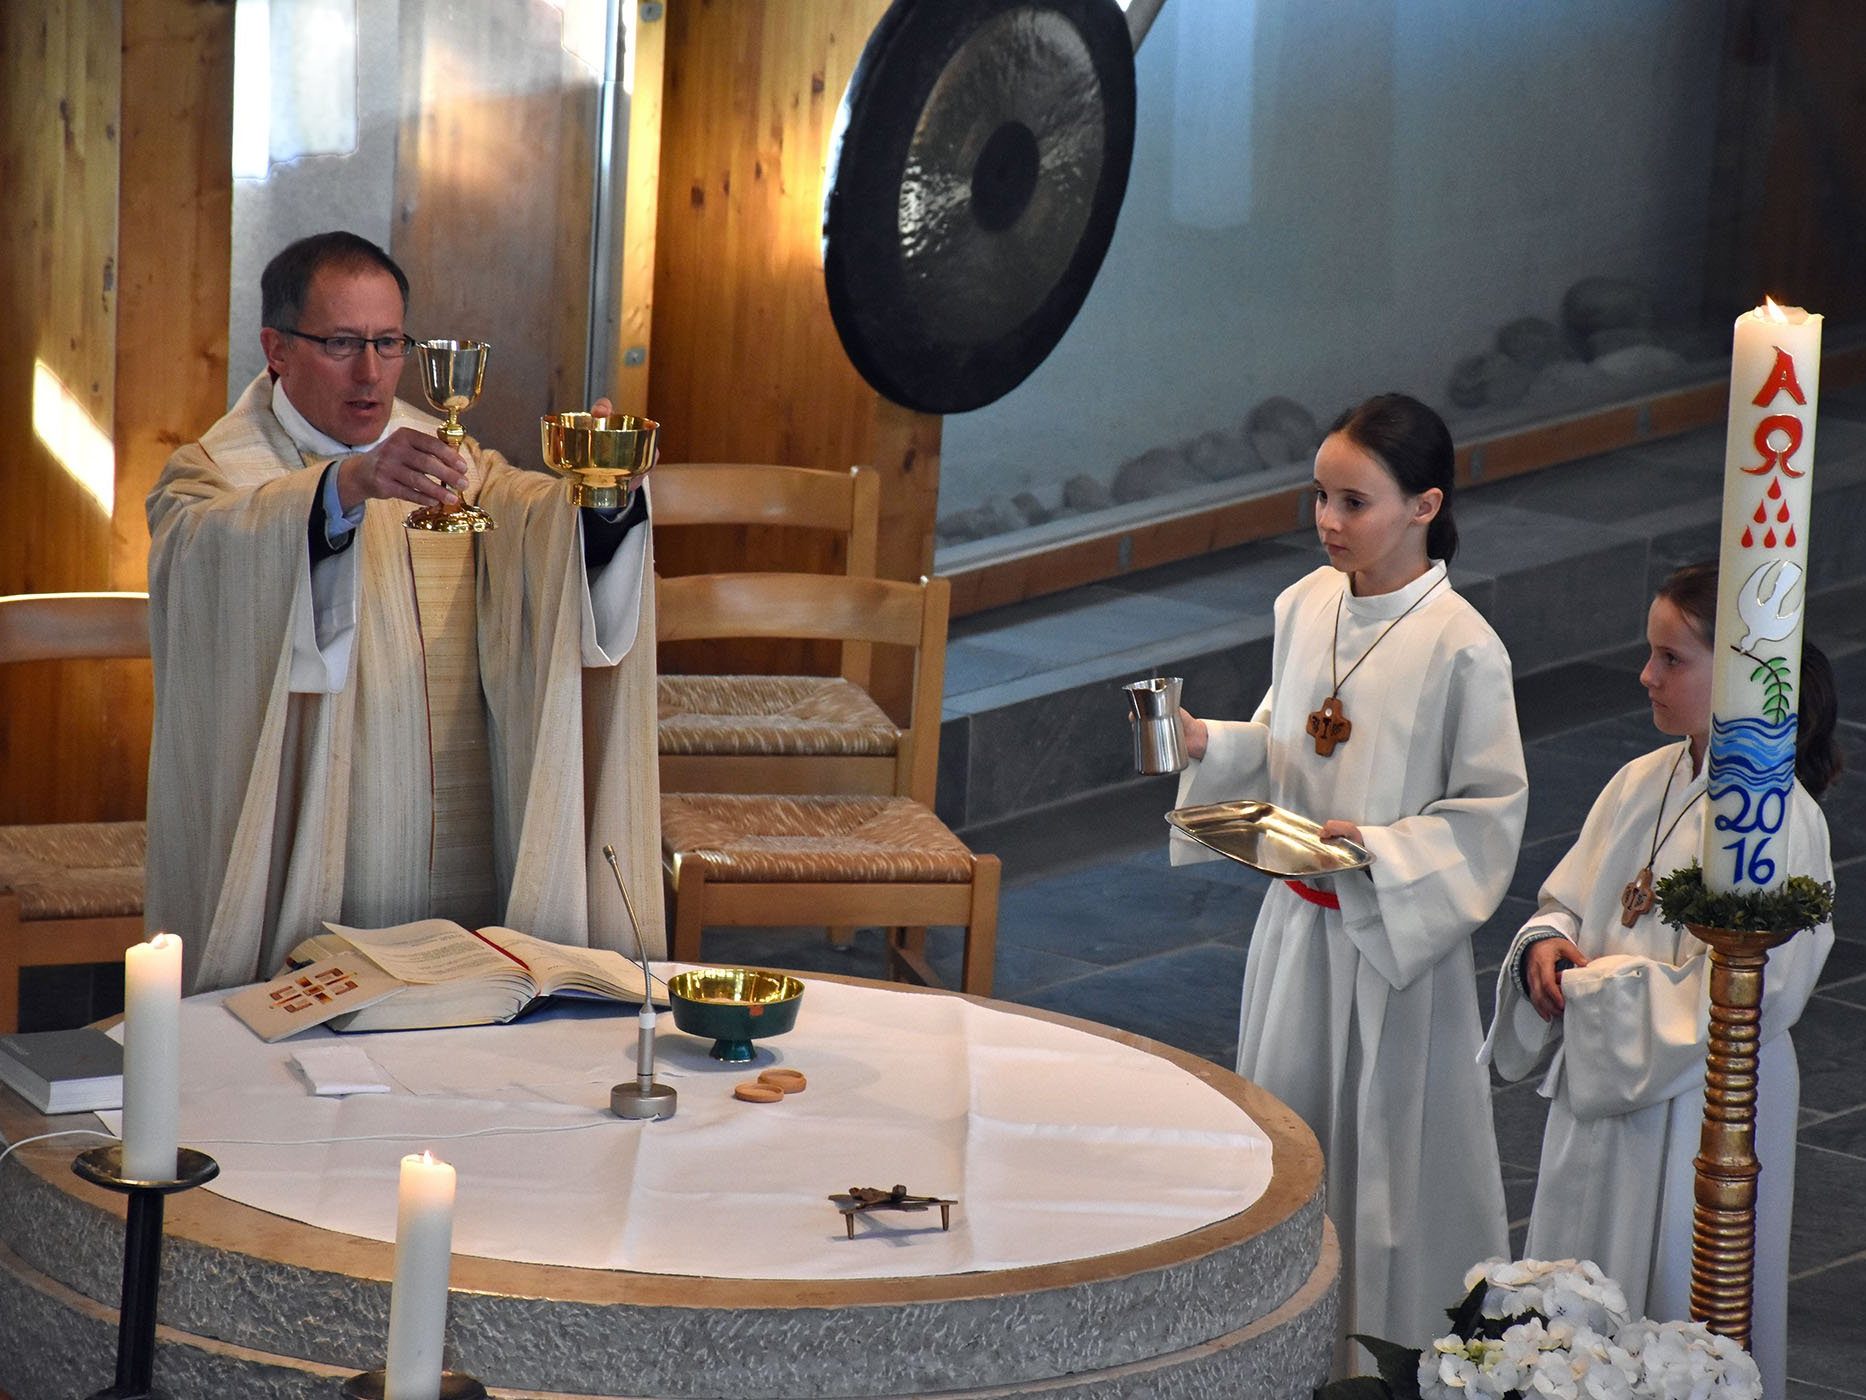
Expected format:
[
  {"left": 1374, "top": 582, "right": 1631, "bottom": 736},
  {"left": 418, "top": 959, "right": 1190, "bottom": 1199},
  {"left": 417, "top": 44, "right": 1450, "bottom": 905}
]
[{"left": 1284, "top": 878, "right": 1341, "bottom": 910}]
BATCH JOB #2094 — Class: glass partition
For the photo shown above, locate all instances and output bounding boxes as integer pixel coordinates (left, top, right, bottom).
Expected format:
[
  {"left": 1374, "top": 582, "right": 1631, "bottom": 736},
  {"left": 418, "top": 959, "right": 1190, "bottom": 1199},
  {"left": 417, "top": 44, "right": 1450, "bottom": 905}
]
[
  {"left": 936, "top": 0, "right": 1865, "bottom": 563},
  {"left": 229, "top": 0, "right": 628, "bottom": 465}
]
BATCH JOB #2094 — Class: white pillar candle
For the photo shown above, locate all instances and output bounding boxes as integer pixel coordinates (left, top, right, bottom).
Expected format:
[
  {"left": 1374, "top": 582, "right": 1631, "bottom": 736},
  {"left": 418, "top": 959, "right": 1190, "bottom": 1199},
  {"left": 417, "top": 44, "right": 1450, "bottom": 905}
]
[
  {"left": 121, "top": 933, "right": 181, "bottom": 1180},
  {"left": 1702, "top": 299, "right": 1822, "bottom": 893},
  {"left": 385, "top": 1151, "right": 456, "bottom": 1400}
]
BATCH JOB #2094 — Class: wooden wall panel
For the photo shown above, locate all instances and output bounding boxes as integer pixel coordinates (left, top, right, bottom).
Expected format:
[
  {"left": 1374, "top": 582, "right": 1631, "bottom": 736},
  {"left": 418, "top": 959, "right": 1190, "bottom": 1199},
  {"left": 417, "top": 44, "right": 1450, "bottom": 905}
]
[
  {"left": 646, "top": 0, "right": 942, "bottom": 699},
  {"left": 0, "top": 2, "right": 123, "bottom": 825},
  {"left": 0, "top": 0, "right": 231, "bottom": 826},
  {"left": 1704, "top": 0, "right": 1866, "bottom": 322}
]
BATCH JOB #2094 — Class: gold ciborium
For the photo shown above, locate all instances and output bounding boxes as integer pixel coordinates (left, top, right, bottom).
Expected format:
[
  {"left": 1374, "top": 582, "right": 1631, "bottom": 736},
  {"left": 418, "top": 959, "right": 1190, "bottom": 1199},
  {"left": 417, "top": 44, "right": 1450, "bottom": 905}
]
[
  {"left": 408, "top": 339, "right": 494, "bottom": 533},
  {"left": 540, "top": 412, "right": 659, "bottom": 511}
]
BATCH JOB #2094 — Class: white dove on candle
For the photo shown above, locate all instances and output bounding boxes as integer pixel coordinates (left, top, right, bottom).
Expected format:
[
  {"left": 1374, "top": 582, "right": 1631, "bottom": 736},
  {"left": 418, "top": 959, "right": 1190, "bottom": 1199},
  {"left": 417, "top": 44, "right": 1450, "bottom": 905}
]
[{"left": 1736, "top": 558, "right": 1805, "bottom": 650}]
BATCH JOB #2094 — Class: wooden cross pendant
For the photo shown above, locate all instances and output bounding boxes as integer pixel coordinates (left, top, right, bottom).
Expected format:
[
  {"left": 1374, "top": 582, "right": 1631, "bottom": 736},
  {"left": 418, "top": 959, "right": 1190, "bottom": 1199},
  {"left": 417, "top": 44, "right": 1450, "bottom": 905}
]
[
  {"left": 1619, "top": 867, "right": 1655, "bottom": 927},
  {"left": 1306, "top": 695, "right": 1352, "bottom": 756}
]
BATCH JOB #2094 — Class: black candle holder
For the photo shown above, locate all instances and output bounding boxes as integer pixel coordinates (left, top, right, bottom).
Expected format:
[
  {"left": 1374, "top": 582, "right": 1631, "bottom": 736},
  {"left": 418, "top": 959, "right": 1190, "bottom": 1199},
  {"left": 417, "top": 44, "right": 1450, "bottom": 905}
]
[
  {"left": 340, "top": 1369, "right": 488, "bottom": 1398},
  {"left": 71, "top": 1143, "right": 220, "bottom": 1400}
]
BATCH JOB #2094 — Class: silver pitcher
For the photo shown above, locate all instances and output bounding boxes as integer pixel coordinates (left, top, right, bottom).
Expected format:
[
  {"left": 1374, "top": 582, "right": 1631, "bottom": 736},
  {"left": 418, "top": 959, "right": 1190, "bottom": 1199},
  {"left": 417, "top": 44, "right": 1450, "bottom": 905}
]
[{"left": 1124, "top": 677, "right": 1188, "bottom": 775}]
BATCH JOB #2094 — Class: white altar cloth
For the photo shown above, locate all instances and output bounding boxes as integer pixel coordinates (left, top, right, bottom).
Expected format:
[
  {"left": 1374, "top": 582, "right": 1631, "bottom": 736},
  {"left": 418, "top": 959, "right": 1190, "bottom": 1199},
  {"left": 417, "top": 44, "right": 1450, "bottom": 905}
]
[{"left": 112, "top": 975, "right": 1273, "bottom": 1280}]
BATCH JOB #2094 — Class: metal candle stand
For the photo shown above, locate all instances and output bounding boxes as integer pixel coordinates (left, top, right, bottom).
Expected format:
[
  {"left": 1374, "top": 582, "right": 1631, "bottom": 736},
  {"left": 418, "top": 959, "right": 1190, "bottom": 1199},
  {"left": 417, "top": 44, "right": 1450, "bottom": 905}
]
[{"left": 71, "top": 1144, "right": 220, "bottom": 1400}]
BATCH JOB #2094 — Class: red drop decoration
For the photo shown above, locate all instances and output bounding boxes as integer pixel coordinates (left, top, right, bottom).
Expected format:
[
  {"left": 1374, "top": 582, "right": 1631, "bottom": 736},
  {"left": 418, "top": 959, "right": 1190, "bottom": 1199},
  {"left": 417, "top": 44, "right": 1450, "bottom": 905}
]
[
  {"left": 1742, "top": 526, "right": 1755, "bottom": 547},
  {"left": 1754, "top": 502, "right": 1767, "bottom": 522},
  {"left": 1777, "top": 502, "right": 1791, "bottom": 522},
  {"left": 1768, "top": 478, "right": 1783, "bottom": 499},
  {"left": 1764, "top": 527, "right": 1778, "bottom": 547},
  {"left": 1787, "top": 526, "right": 1798, "bottom": 547}
]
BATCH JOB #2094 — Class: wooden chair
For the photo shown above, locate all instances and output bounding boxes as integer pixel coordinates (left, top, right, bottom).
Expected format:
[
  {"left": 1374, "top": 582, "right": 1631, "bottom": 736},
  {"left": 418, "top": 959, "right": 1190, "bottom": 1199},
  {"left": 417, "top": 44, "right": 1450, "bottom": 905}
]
[
  {"left": 658, "top": 573, "right": 999, "bottom": 996},
  {"left": 0, "top": 592, "right": 152, "bottom": 1034},
  {"left": 653, "top": 464, "right": 929, "bottom": 801}
]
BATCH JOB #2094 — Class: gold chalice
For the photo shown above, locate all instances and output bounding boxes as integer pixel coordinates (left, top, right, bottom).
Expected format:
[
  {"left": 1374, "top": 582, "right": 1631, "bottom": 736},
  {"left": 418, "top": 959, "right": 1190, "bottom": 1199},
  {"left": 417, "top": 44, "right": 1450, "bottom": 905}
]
[
  {"left": 408, "top": 338, "right": 494, "bottom": 533},
  {"left": 539, "top": 412, "right": 659, "bottom": 511}
]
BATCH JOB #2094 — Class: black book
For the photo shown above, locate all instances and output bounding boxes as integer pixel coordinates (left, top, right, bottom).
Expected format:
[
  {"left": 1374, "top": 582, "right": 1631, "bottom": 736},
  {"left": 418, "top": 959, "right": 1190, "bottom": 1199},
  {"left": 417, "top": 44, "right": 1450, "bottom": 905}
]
[{"left": 0, "top": 1028, "right": 124, "bottom": 1115}]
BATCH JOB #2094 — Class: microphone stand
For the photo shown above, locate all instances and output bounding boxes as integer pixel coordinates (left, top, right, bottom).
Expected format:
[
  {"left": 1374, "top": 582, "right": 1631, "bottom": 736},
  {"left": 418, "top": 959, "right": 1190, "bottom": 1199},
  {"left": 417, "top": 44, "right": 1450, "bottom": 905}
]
[{"left": 602, "top": 843, "right": 677, "bottom": 1121}]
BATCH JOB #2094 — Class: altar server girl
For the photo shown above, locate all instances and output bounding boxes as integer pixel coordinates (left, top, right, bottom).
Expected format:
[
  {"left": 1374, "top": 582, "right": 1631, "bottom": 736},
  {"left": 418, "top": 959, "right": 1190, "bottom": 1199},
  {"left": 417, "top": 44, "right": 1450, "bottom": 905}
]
[
  {"left": 1484, "top": 561, "right": 1836, "bottom": 1398},
  {"left": 1173, "top": 393, "right": 1526, "bottom": 1355}
]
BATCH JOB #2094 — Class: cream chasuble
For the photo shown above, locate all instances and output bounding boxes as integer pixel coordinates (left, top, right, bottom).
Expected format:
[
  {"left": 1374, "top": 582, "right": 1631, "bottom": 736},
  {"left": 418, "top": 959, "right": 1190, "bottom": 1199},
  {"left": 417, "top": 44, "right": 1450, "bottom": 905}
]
[
  {"left": 1483, "top": 743, "right": 1833, "bottom": 1398},
  {"left": 146, "top": 375, "right": 663, "bottom": 992},
  {"left": 1172, "top": 562, "right": 1526, "bottom": 1356}
]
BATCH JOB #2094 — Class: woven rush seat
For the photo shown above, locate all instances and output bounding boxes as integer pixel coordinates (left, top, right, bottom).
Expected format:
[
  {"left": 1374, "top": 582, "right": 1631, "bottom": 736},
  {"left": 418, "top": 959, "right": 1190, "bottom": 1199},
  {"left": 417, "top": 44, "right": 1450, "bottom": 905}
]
[
  {"left": 660, "top": 794, "right": 973, "bottom": 882},
  {"left": 0, "top": 821, "right": 146, "bottom": 920},
  {"left": 658, "top": 675, "right": 899, "bottom": 757},
  {"left": 1, "top": 591, "right": 154, "bottom": 1032}
]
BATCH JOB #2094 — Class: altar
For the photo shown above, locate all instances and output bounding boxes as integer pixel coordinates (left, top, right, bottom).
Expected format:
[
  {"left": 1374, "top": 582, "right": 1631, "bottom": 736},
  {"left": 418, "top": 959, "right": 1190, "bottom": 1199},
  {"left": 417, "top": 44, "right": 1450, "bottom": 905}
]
[{"left": 0, "top": 973, "right": 1337, "bottom": 1398}]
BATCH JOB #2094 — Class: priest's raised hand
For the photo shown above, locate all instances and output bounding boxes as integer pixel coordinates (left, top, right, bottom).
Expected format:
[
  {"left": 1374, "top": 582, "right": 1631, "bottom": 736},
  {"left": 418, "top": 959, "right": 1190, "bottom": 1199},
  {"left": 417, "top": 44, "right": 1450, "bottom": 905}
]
[{"left": 334, "top": 426, "right": 469, "bottom": 511}]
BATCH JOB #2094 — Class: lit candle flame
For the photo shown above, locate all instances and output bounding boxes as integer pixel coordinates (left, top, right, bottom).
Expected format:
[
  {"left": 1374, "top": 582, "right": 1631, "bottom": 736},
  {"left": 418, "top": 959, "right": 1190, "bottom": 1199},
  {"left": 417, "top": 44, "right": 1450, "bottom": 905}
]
[
  {"left": 1761, "top": 296, "right": 1788, "bottom": 323},
  {"left": 420, "top": 1150, "right": 434, "bottom": 1166},
  {"left": 149, "top": 932, "right": 177, "bottom": 950}
]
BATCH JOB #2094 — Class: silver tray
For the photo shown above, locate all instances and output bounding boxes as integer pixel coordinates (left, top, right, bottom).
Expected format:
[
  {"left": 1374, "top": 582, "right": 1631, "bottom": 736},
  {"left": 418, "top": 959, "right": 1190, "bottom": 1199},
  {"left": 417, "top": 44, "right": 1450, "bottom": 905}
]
[{"left": 1165, "top": 799, "right": 1372, "bottom": 878}]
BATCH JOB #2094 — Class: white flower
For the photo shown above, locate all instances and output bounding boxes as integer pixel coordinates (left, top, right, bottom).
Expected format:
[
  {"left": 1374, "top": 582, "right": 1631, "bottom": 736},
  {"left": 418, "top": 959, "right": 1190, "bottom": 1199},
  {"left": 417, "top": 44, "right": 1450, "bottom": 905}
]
[
  {"left": 1409, "top": 1262, "right": 1757, "bottom": 1400},
  {"left": 1419, "top": 1335, "right": 1515, "bottom": 1399},
  {"left": 1462, "top": 1257, "right": 1632, "bottom": 1334},
  {"left": 1616, "top": 1320, "right": 1762, "bottom": 1400}
]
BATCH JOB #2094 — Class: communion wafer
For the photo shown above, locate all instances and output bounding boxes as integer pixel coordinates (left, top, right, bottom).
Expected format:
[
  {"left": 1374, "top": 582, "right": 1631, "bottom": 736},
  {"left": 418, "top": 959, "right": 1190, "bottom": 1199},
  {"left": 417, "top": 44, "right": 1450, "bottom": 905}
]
[
  {"left": 758, "top": 1068, "right": 807, "bottom": 1093},
  {"left": 733, "top": 1082, "right": 784, "bottom": 1103}
]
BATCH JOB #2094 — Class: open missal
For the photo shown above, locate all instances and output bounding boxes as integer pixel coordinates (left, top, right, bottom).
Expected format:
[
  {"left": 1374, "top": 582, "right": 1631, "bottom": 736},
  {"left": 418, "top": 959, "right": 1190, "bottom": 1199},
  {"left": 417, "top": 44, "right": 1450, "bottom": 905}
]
[
  {"left": 0, "top": 1028, "right": 124, "bottom": 1114},
  {"left": 225, "top": 919, "right": 668, "bottom": 1041}
]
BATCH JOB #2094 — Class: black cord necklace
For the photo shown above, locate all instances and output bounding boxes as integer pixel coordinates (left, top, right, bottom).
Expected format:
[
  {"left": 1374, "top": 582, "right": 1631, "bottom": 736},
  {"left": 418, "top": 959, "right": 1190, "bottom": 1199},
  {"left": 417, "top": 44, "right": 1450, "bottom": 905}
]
[
  {"left": 1618, "top": 745, "right": 1706, "bottom": 927},
  {"left": 1305, "top": 572, "right": 1446, "bottom": 757}
]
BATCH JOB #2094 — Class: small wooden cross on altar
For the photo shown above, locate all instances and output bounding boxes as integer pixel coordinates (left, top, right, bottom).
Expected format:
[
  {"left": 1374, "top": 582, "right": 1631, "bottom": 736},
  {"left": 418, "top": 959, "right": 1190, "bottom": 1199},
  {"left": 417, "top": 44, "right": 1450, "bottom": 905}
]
[{"left": 1305, "top": 696, "right": 1352, "bottom": 756}]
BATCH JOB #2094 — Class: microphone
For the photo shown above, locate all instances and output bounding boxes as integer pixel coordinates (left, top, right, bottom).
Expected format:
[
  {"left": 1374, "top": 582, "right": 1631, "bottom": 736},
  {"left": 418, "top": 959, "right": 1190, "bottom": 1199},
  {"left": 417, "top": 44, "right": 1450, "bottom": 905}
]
[{"left": 602, "top": 843, "right": 677, "bottom": 1121}]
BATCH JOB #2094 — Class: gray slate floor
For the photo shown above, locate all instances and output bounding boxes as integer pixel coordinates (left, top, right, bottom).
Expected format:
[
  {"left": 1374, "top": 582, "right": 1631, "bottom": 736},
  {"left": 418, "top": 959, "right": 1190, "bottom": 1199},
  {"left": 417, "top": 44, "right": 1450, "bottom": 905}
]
[{"left": 703, "top": 585, "right": 1866, "bottom": 1399}]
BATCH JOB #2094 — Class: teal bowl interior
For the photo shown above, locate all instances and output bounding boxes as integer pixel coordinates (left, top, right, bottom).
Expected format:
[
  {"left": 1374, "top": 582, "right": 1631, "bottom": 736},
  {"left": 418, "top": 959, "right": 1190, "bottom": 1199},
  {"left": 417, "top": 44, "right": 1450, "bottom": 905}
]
[{"left": 668, "top": 968, "right": 804, "bottom": 1062}]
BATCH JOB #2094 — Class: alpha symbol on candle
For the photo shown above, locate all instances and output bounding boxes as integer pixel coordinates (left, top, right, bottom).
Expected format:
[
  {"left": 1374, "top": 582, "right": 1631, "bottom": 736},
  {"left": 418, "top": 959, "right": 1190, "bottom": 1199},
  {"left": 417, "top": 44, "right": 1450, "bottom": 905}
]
[{"left": 1751, "top": 346, "right": 1808, "bottom": 407}]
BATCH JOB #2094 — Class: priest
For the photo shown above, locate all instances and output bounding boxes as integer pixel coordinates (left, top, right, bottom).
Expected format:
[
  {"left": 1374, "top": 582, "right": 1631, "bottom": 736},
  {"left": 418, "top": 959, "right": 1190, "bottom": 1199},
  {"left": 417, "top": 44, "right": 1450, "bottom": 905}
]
[{"left": 145, "top": 231, "right": 661, "bottom": 992}]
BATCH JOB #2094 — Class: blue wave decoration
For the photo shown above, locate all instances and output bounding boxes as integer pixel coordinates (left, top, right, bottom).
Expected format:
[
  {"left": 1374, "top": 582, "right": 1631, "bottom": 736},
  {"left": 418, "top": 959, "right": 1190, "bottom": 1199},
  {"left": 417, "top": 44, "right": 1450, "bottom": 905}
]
[{"left": 1706, "top": 712, "right": 1797, "bottom": 789}]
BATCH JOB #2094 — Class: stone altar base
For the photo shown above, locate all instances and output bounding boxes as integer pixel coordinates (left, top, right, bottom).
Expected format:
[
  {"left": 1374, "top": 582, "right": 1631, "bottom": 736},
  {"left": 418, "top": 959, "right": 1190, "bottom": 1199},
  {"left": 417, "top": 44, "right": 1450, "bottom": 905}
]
[{"left": 0, "top": 998, "right": 1337, "bottom": 1399}]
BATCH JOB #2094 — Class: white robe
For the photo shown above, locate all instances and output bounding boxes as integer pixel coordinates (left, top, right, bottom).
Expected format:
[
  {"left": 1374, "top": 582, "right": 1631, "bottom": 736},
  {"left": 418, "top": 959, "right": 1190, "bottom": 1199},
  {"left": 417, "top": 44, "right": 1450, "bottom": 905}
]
[
  {"left": 1484, "top": 742, "right": 1833, "bottom": 1399},
  {"left": 1173, "top": 561, "right": 1526, "bottom": 1353},
  {"left": 145, "top": 375, "right": 664, "bottom": 991}
]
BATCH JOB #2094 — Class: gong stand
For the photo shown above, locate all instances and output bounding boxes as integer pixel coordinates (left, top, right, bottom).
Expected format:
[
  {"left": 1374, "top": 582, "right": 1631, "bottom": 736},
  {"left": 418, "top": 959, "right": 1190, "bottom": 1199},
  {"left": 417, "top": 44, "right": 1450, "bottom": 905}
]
[{"left": 1685, "top": 922, "right": 1798, "bottom": 1350}]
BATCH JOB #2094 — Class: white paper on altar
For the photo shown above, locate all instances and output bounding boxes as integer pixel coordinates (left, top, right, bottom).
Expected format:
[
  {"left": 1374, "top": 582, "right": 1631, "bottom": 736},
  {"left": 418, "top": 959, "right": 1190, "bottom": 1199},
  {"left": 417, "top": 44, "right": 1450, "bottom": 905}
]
[{"left": 114, "top": 974, "right": 1274, "bottom": 1280}]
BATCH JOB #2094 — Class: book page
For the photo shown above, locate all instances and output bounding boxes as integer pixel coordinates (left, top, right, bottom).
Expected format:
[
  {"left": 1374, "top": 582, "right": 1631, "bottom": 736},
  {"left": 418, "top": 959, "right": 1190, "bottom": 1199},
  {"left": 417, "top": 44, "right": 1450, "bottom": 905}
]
[
  {"left": 479, "top": 928, "right": 666, "bottom": 1005},
  {"left": 321, "top": 919, "right": 527, "bottom": 986}
]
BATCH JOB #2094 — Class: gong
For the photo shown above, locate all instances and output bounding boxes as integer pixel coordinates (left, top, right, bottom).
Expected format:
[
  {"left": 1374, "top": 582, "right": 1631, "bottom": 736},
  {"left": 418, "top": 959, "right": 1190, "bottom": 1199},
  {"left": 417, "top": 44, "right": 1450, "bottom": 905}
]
[{"left": 823, "top": 0, "right": 1137, "bottom": 415}]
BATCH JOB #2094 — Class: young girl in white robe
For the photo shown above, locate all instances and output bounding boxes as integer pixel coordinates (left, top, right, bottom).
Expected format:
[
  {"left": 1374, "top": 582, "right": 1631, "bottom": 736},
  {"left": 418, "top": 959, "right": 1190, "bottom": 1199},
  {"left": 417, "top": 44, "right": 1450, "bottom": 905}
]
[
  {"left": 1173, "top": 394, "right": 1526, "bottom": 1356},
  {"left": 1485, "top": 562, "right": 1837, "bottom": 1398}
]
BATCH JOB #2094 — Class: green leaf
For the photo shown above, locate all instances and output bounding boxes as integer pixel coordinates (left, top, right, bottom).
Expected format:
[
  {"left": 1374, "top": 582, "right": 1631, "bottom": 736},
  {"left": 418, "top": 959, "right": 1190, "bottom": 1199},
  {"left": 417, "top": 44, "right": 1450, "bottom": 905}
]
[
  {"left": 1350, "top": 1335, "right": 1424, "bottom": 1397},
  {"left": 1654, "top": 862, "right": 1834, "bottom": 934},
  {"left": 1444, "top": 1278, "right": 1488, "bottom": 1337},
  {"left": 1313, "top": 1379, "right": 1395, "bottom": 1400}
]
